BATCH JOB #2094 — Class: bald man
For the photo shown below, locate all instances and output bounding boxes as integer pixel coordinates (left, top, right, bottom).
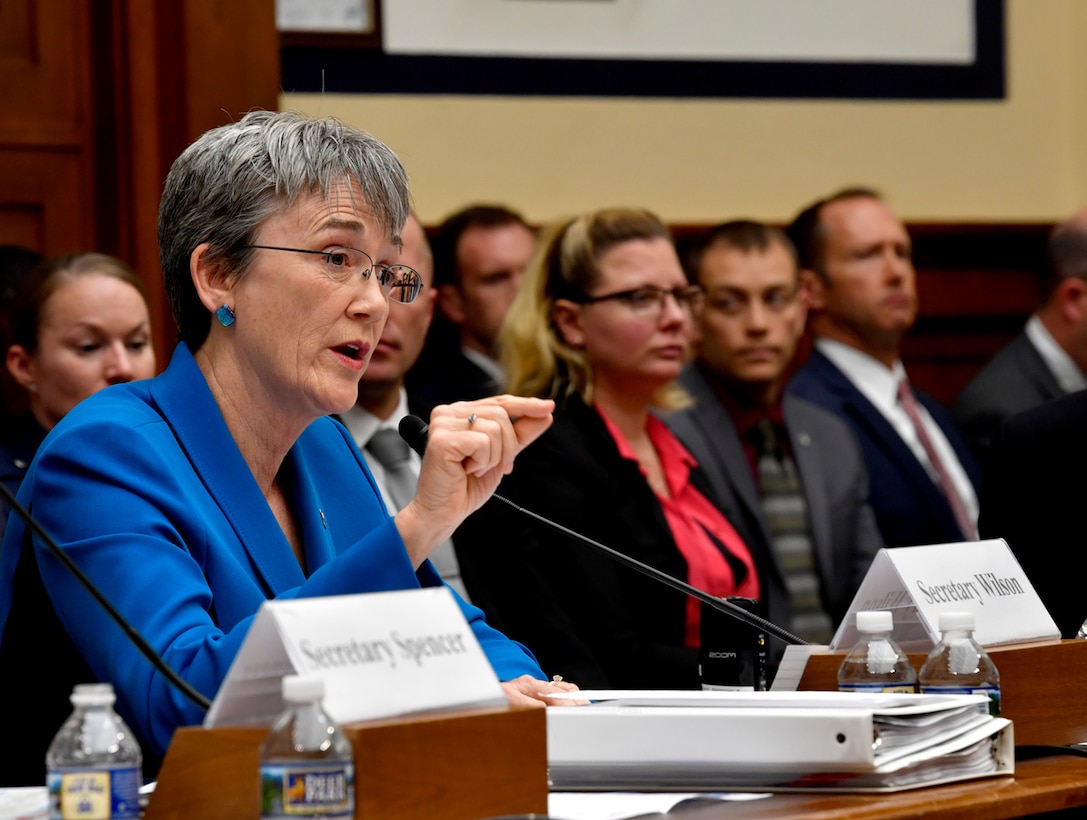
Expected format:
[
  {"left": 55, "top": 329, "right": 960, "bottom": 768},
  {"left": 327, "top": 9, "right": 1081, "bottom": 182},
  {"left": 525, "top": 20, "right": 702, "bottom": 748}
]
[{"left": 954, "top": 207, "right": 1087, "bottom": 462}]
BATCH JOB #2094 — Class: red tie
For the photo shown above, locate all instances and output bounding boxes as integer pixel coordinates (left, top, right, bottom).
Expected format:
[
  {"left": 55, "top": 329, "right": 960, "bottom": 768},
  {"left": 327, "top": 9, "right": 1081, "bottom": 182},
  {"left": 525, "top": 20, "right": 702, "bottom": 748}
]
[{"left": 897, "top": 379, "right": 978, "bottom": 540}]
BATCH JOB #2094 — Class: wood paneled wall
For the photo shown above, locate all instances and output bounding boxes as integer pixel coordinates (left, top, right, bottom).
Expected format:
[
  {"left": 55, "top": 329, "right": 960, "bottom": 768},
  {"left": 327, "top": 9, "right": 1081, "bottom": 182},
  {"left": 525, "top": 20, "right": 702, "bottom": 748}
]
[
  {"left": 0, "top": 1, "right": 95, "bottom": 253},
  {"left": 904, "top": 223, "right": 1049, "bottom": 406},
  {"left": 0, "top": 0, "right": 279, "bottom": 366}
]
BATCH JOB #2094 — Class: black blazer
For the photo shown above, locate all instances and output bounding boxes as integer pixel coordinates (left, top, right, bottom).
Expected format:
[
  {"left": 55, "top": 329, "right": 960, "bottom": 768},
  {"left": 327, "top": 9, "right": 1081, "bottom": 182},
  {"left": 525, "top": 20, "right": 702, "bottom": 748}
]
[
  {"left": 953, "top": 330, "right": 1068, "bottom": 463},
  {"left": 453, "top": 392, "right": 757, "bottom": 690},
  {"left": 665, "top": 365, "right": 883, "bottom": 635},
  {"left": 406, "top": 348, "right": 501, "bottom": 411},
  {"left": 979, "top": 389, "right": 1087, "bottom": 637}
]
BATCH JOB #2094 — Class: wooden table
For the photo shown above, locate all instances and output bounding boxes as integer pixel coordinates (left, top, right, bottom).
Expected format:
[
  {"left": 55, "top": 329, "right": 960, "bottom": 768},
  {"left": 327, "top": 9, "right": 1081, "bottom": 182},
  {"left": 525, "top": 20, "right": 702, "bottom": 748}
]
[
  {"left": 657, "top": 640, "right": 1087, "bottom": 819},
  {"left": 795, "top": 640, "right": 1087, "bottom": 747},
  {"left": 664, "top": 753, "right": 1087, "bottom": 819}
]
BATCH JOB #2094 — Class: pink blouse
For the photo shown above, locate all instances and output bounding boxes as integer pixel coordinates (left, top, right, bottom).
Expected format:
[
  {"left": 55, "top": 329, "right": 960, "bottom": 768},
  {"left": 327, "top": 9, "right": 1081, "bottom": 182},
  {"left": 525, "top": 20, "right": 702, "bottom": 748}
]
[{"left": 597, "top": 406, "right": 761, "bottom": 647}]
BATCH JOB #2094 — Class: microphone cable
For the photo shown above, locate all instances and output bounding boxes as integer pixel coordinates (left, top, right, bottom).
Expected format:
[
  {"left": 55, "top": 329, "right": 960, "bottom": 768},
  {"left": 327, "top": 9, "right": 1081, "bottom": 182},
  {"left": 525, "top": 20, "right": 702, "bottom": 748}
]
[
  {"left": 398, "top": 414, "right": 807, "bottom": 648},
  {"left": 0, "top": 481, "right": 212, "bottom": 711}
]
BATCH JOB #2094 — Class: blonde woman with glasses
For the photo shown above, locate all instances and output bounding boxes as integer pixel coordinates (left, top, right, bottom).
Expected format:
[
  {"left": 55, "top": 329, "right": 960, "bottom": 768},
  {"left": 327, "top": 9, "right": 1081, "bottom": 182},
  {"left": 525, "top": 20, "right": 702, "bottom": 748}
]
[{"left": 455, "top": 207, "right": 761, "bottom": 690}]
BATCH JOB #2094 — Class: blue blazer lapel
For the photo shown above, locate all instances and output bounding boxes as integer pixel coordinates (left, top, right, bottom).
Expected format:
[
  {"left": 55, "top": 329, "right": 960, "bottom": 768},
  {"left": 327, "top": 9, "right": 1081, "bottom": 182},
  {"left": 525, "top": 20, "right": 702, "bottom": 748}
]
[
  {"left": 276, "top": 444, "right": 340, "bottom": 572},
  {"left": 149, "top": 344, "right": 306, "bottom": 594}
]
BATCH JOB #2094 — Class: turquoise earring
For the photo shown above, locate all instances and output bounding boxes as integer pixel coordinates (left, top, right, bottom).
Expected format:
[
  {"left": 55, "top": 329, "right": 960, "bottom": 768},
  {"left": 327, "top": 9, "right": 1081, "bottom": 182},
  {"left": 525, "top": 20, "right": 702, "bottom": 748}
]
[{"left": 215, "top": 304, "right": 236, "bottom": 327}]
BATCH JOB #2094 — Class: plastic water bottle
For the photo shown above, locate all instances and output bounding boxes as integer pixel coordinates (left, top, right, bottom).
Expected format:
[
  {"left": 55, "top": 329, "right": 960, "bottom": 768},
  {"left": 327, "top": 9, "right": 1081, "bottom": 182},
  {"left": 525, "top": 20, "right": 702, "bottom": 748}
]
[
  {"left": 45, "top": 683, "right": 142, "bottom": 820},
  {"left": 837, "top": 610, "right": 918, "bottom": 693},
  {"left": 259, "top": 675, "right": 354, "bottom": 820},
  {"left": 919, "top": 611, "right": 1001, "bottom": 716}
]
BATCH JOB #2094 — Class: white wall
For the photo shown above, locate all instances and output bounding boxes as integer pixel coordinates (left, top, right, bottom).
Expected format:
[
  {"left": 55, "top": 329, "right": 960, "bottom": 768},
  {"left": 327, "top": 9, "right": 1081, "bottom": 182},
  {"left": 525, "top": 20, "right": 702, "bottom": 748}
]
[{"left": 282, "top": 0, "right": 1086, "bottom": 225}]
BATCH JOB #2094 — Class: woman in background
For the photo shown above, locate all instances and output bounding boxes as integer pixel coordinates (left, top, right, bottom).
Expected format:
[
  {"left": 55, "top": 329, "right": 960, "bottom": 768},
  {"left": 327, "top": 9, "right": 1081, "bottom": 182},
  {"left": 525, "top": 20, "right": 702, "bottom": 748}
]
[
  {"left": 0, "top": 253, "right": 157, "bottom": 540},
  {"left": 0, "top": 244, "right": 46, "bottom": 426},
  {"left": 455, "top": 207, "right": 761, "bottom": 689}
]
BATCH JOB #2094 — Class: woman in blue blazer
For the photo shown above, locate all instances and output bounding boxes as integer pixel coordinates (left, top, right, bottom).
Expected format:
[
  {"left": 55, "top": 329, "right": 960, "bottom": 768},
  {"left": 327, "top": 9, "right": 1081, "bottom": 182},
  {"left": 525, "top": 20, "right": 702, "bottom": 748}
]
[{"left": 0, "top": 111, "right": 564, "bottom": 786}]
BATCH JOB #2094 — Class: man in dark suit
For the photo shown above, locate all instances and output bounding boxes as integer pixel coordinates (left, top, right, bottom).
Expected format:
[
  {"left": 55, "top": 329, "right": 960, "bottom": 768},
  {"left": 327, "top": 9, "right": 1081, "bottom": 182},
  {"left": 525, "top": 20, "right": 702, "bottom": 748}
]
[
  {"left": 786, "top": 188, "right": 982, "bottom": 548},
  {"left": 979, "top": 389, "right": 1087, "bottom": 637},
  {"left": 665, "top": 221, "right": 883, "bottom": 645},
  {"left": 406, "top": 204, "right": 536, "bottom": 408},
  {"left": 954, "top": 207, "right": 1087, "bottom": 462},
  {"left": 338, "top": 213, "right": 469, "bottom": 598}
]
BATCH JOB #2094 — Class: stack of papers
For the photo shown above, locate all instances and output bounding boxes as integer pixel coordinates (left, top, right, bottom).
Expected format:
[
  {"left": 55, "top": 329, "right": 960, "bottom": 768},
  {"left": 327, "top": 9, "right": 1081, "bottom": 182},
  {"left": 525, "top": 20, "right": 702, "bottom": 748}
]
[
  {"left": 0, "top": 787, "right": 48, "bottom": 819},
  {"left": 545, "top": 690, "right": 1013, "bottom": 793}
]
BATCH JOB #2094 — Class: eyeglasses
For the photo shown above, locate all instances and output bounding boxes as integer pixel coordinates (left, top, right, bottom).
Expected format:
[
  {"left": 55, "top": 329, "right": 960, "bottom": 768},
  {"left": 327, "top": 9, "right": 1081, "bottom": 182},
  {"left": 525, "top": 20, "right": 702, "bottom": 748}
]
[
  {"left": 576, "top": 285, "right": 705, "bottom": 317},
  {"left": 244, "top": 245, "right": 423, "bottom": 304},
  {"left": 705, "top": 288, "right": 799, "bottom": 318}
]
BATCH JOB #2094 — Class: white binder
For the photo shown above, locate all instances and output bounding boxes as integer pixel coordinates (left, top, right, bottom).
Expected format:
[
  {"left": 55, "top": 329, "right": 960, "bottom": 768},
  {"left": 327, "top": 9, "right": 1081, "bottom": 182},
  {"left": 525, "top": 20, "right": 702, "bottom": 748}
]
[{"left": 545, "top": 690, "right": 1013, "bottom": 792}]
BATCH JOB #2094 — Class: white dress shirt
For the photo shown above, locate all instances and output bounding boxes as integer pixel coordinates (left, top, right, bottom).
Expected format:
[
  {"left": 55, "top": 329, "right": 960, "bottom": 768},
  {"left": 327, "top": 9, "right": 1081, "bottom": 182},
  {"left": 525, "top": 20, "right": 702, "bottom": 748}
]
[
  {"left": 1025, "top": 314, "right": 1087, "bottom": 394},
  {"left": 339, "top": 390, "right": 471, "bottom": 601}
]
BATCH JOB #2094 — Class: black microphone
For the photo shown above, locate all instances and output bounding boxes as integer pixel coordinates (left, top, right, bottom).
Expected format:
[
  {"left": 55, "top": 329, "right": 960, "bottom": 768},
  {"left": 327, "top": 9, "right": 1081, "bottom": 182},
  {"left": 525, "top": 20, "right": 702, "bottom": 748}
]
[
  {"left": 0, "top": 481, "right": 212, "bottom": 711},
  {"left": 398, "top": 414, "right": 807, "bottom": 648}
]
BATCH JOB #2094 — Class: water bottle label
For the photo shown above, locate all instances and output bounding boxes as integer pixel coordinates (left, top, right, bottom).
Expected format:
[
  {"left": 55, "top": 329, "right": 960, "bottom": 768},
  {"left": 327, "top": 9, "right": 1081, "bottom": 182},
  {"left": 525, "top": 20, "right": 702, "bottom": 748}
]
[
  {"left": 920, "top": 684, "right": 1001, "bottom": 716},
  {"left": 47, "top": 766, "right": 140, "bottom": 819},
  {"left": 259, "top": 762, "right": 354, "bottom": 818},
  {"left": 839, "top": 683, "right": 918, "bottom": 694}
]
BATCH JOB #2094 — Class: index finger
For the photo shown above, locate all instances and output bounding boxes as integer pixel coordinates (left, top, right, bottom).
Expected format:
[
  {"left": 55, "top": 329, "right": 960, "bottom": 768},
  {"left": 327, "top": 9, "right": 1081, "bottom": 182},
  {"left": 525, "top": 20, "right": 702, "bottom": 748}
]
[
  {"left": 487, "top": 395, "right": 555, "bottom": 450},
  {"left": 505, "top": 399, "right": 553, "bottom": 473}
]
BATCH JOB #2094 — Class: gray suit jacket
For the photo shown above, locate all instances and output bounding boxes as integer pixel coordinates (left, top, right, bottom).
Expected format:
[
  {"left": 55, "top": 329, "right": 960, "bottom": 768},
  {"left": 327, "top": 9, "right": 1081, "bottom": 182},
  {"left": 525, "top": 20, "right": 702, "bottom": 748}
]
[
  {"left": 664, "top": 365, "right": 884, "bottom": 639},
  {"left": 953, "top": 330, "right": 1067, "bottom": 462}
]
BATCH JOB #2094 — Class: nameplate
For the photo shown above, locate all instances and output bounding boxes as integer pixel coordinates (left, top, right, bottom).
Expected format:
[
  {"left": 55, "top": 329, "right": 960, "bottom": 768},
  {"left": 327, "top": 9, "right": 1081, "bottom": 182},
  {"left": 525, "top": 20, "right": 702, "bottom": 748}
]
[
  {"left": 204, "top": 587, "right": 506, "bottom": 729},
  {"left": 829, "top": 539, "right": 1059, "bottom": 651}
]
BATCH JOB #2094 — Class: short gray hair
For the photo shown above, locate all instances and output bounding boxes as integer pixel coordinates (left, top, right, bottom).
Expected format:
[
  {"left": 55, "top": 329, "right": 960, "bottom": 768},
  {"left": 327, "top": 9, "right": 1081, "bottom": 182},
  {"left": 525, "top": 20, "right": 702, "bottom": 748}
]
[{"left": 158, "top": 109, "right": 411, "bottom": 349}]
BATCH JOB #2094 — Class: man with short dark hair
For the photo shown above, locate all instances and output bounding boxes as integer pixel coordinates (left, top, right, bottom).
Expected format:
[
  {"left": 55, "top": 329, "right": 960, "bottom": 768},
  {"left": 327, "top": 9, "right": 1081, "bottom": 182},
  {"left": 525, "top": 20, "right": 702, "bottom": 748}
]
[
  {"left": 954, "top": 207, "right": 1087, "bottom": 461},
  {"left": 407, "top": 204, "right": 536, "bottom": 409},
  {"left": 786, "top": 188, "right": 981, "bottom": 548},
  {"left": 665, "top": 220, "right": 882, "bottom": 646}
]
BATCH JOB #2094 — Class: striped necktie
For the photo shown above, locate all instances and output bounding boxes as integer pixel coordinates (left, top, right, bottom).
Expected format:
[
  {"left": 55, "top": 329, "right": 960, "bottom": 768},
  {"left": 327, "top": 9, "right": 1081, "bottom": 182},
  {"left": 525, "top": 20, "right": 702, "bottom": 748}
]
[
  {"left": 751, "top": 419, "right": 834, "bottom": 644},
  {"left": 364, "top": 427, "right": 470, "bottom": 601},
  {"left": 365, "top": 428, "right": 417, "bottom": 510}
]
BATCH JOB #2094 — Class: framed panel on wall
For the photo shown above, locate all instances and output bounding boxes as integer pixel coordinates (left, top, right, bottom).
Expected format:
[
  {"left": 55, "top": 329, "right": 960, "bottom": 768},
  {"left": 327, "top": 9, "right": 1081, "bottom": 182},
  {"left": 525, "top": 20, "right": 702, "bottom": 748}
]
[
  {"left": 277, "top": 0, "right": 381, "bottom": 48},
  {"left": 280, "top": 0, "right": 1005, "bottom": 100}
]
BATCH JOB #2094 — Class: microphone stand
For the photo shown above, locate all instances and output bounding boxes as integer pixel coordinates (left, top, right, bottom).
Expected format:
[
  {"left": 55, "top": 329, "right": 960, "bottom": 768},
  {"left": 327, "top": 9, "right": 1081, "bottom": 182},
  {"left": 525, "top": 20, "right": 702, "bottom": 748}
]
[
  {"left": 0, "top": 481, "right": 212, "bottom": 711},
  {"left": 491, "top": 494, "right": 807, "bottom": 647},
  {"left": 399, "top": 415, "right": 807, "bottom": 648}
]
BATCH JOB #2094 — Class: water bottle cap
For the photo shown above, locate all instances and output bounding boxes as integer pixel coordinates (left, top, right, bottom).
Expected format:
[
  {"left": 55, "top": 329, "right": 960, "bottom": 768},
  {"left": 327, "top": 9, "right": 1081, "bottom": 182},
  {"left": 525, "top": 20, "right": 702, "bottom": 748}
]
[
  {"left": 282, "top": 674, "right": 325, "bottom": 703},
  {"left": 856, "top": 610, "right": 893, "bottom": 632},
  {"left": 70, "top": 682, "right": 116, "bottom": 707},
  {"left": 937, "top": 611, "right": 975, "bottom": 631}
]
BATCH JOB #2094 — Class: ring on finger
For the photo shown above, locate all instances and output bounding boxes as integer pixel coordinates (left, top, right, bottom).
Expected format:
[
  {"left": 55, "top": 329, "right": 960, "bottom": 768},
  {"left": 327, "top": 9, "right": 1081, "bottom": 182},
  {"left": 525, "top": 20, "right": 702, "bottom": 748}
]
[{"left": 467, "top": 412, "right": 478, "bottom": 427}]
